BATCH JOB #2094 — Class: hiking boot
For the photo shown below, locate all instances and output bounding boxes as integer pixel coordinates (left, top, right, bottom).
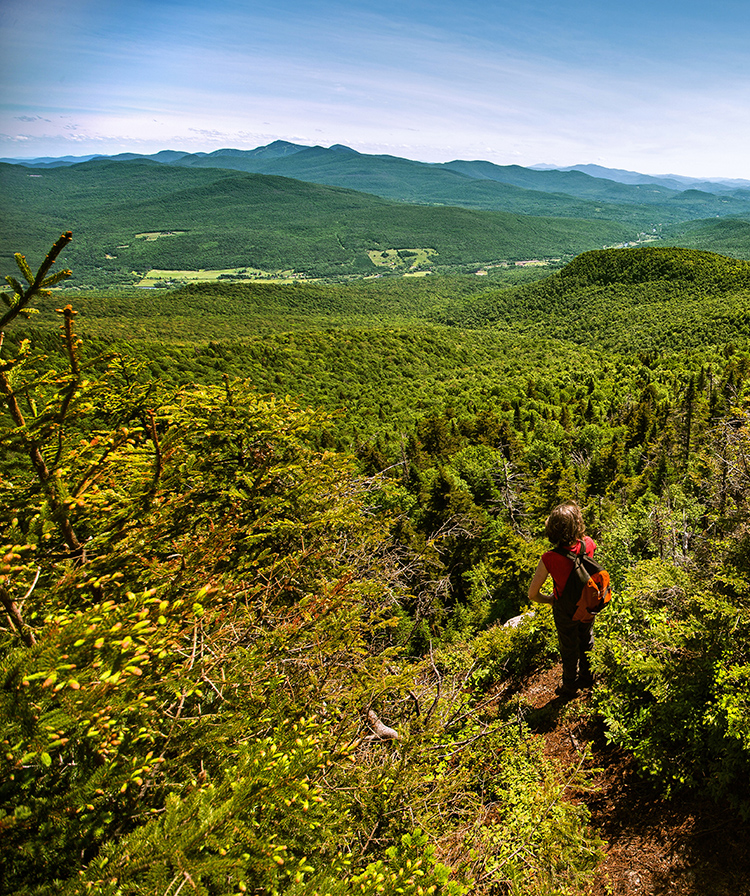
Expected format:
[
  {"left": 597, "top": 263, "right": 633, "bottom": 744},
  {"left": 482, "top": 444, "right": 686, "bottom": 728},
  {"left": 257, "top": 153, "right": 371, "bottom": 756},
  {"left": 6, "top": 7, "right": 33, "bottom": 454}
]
[
  {"left": 555, "top": 684, "right": 577, "bottom": 700},
  {"left": 577, "top": 673, "right": 595, "bottom": 689}
]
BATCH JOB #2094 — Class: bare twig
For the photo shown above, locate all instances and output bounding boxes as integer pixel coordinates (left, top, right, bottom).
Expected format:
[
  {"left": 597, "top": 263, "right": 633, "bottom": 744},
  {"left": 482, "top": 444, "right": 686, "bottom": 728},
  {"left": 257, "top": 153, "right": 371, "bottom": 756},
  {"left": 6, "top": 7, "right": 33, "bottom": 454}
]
[
  {"left": 21, "top": 566, "right": 42, "bottom": 604},
  {"left": 0, "top": 585, "right": 37, "bottom": 647},
  {"left": 423, "top": 638, "right": 442, "bottom": 723}
]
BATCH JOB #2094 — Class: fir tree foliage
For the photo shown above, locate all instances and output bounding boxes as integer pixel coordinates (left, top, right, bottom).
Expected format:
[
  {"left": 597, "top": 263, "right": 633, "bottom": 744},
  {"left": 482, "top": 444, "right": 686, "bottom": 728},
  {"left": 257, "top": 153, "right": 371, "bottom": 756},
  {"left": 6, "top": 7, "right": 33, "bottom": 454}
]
[{"left": 1, "top": 236, "right": 609, "bottom": 895}]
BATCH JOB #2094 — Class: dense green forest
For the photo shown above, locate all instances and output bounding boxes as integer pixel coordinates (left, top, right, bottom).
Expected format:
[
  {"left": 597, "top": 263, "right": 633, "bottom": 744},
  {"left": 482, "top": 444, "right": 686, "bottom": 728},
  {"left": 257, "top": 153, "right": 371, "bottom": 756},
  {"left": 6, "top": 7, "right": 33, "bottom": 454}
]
[
  {"left": 1, "top": 236, "right": 750, "bottom": 894},
  {"left": 662, "top": 217, "right": 750, "bottom": 257}
]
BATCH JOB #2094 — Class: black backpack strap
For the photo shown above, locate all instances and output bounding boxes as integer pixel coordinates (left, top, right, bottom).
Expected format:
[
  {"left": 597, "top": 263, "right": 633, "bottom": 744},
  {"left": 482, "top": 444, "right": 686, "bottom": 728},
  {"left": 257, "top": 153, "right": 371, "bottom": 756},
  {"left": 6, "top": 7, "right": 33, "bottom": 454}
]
[{"left": 553, "top": 540, "right": 590, "bottom": 615}]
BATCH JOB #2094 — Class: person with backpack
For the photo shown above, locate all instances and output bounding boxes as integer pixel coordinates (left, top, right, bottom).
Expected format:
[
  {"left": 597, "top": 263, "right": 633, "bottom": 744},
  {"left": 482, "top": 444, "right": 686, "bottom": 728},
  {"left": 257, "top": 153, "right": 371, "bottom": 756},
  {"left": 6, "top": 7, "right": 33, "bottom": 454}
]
[{"left": 527, "top": 501, "right": 609, "bottom": 699}]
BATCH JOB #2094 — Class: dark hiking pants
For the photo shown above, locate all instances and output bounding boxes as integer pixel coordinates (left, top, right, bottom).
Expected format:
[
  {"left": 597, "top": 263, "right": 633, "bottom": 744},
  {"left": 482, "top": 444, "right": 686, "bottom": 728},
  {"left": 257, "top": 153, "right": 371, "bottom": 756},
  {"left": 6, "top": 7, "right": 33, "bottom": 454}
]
[{"left": 553, "top": 603, "right": 594, "bottom": 689}]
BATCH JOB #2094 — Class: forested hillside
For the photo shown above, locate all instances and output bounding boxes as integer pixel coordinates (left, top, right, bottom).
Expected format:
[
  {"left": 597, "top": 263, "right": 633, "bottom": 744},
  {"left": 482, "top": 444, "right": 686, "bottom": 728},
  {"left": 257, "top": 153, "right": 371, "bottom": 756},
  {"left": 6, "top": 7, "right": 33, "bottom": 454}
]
[
  {"left": 440, "top": 246, "right": 750, "bottom": 349},
  {"left": 662, "top": 217, "right": 750, "bottom": 257},
  {"left": 0, "top": 160, "right": 631, "bottom": 287},
  {"left": 2, "top": 236, "right": 750, "bottom": 894}
]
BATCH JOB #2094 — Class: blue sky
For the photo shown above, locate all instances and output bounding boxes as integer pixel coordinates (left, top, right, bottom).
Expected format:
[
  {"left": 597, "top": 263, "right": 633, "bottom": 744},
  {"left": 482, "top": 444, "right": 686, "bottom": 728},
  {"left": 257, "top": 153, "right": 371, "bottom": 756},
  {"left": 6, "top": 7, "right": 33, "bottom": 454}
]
[{"left": 1, "top": 0, "right": 749, "bottom": 177}]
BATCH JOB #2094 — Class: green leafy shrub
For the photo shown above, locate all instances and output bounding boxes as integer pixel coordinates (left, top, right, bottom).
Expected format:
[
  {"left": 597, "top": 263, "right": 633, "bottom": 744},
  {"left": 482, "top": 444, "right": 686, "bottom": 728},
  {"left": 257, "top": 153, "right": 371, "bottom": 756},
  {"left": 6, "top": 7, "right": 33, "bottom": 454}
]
[
  {"left": 437, "top": 607, "right": 558, "bottom": 692},
  {"left": 593, "top": 559, "right": 750, "bottom": 814}
]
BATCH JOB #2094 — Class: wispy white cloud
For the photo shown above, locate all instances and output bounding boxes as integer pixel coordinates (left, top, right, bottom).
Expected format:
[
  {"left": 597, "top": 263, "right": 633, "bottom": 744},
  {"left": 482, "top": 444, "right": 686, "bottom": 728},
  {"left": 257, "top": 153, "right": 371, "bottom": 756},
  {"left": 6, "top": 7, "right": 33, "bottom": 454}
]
[{"left": 1, "top": 0, "right": 748, "bottom": 176}]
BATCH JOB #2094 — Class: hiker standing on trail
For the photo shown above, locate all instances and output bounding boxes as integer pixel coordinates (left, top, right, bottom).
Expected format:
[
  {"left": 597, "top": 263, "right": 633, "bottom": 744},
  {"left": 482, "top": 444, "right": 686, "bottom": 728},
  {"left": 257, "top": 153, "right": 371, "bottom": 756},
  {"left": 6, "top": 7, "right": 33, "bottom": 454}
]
[{"left": 527, "top": 501, "right": 597, "bottom": 699}]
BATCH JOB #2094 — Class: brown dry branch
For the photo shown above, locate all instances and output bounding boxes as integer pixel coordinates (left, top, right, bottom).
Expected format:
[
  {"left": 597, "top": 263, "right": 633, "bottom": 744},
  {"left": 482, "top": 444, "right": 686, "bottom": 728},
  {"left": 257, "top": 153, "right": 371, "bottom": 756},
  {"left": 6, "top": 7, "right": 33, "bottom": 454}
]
[
  {"left": 0, "top": 584, "right": 37, "bottom": 647},
  {"left": 365, "top": 708, "right": 399, "bottom": 741}
]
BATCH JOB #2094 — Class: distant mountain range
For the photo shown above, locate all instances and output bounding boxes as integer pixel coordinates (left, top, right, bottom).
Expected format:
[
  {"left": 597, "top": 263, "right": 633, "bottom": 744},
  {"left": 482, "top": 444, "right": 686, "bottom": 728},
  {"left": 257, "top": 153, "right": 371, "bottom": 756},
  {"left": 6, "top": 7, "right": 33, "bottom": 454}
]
[
  {"left": 4, "top": 143, "right": 750, "bottom": 226},
  {"left": 529, "top": 162, "right": 750, "bottom": 193},
  {"left": 4, "top": 143, "right": 749, "bottom": 193},
  {"left": 2, "top": 142, "right": 750, "bottom": 288},
  {"left": 0, "top": 157, "right": 633, "bottom": 287}
]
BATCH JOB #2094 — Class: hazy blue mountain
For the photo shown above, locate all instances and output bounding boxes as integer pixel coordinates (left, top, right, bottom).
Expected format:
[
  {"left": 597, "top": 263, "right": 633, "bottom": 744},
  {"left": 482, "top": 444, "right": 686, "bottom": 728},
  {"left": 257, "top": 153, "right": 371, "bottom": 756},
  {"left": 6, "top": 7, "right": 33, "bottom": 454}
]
[
  {"left": 147, "top": 143, "right": 750, "bottom": 226},
  {"left": 109, "top": 150, "right": 200, "bottom": 164},
  {"left": 0, "top": 153, "right": 105, "bottom": 168},
  {"left": 4, "top": 143, "right": 748, "bottom": 213},
  {"left": 0, "top": 149, "right": 199, "bottom": 168},
  {"left": 536, "top": 162, "right": 750, "bottom": 194},
  {"left": 170, "top": 145, "right": 750, "bottom": 221},
  {"left": 163, "top": 144, "right": 630, "bottom": 220},
  {"left": 438, "top": 159, "right": 675, "bottom": 203}
]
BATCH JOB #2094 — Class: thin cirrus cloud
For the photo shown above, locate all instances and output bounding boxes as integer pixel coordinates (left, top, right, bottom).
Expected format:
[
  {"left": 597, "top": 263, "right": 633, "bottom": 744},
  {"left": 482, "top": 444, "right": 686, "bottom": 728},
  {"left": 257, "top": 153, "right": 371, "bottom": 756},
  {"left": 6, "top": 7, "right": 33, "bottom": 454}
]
[{"left": 1, "top": 0, "right": 748, "bottom": 177}]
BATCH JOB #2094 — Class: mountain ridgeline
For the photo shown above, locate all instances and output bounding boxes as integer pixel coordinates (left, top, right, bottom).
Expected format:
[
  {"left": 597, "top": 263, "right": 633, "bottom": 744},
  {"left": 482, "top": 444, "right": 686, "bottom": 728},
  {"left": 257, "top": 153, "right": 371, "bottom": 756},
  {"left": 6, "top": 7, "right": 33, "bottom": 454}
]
[{"left": 0, "top": 158, "right": 632, "bottom": 287}]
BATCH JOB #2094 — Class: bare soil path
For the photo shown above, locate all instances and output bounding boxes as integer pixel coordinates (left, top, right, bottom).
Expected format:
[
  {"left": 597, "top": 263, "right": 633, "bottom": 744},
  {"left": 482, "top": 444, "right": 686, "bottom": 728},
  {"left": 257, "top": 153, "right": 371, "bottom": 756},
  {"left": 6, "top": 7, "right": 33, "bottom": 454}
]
[{"left": 513, "top": 666, "right": 750, "bottom": 895}]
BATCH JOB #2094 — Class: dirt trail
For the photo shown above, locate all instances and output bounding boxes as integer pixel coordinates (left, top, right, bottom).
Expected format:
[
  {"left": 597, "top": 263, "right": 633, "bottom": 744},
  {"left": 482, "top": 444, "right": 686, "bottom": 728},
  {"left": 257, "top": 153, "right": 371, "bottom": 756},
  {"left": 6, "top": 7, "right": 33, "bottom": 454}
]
[{"left": 515, "top": 666, "right": 750, "bottom": 896}]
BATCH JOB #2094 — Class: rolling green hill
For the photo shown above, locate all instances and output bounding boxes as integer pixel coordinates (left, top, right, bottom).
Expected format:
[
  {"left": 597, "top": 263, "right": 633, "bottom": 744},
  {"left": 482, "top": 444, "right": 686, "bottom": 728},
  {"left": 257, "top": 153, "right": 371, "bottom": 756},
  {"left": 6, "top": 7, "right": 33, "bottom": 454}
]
[
  {"left": 661, "top": 217, "right": 750, "bottom": 257},
  {"left": 439, "top": 246, "right": 750, "bottom": 351},
  {"left": 24, "top": 245, "right": 748, "bottom": 363},
  {"left": 0, "top": 159, "right": 632, "bottom": 287}
]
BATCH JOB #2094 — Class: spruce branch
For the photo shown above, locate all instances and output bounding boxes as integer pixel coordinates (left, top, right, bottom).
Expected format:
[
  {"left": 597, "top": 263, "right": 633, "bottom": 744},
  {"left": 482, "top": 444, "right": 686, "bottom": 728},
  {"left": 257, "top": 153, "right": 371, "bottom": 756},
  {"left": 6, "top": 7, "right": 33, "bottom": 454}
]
[
  {"left": 146, "top": 408, "right": 163, "bottom": 489},
  {"left": 222, "top": 372, "right": 234, "bottom": 405},
  {"left": 59, "top": 304, "right": 81, "bottom": 378},
  {"left": 0, "top": 231, "right": 72, "bottom": 329},
  {"left": 0, "top": 353, "right": 82, "bottom": 557},
  {"left": 0, "top": 235, "right": 84, "bottom": 556},
  {"left": 71, "top": 428, "right": 132, "bottom": 499},
  {"left": 53, "top": 305, "right": 83, "bottom": 467},
  {"left": 0, "top": 382, "right": 83, "bottom": 554}
]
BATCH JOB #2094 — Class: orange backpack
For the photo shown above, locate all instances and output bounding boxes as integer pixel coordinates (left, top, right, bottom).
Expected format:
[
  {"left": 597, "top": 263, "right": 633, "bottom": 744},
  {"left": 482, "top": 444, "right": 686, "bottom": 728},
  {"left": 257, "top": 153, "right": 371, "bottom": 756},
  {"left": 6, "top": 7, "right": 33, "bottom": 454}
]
[{"left": 553, "top": 542, "right": 612, "bottom": 623}]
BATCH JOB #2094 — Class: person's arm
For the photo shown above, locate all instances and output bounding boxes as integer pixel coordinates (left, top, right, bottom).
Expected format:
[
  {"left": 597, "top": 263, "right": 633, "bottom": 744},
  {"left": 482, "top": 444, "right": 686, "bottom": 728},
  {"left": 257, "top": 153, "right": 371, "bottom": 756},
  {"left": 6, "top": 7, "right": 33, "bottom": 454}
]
[{"left": 528, "top": 558, "right": 554, "bottom": 604}]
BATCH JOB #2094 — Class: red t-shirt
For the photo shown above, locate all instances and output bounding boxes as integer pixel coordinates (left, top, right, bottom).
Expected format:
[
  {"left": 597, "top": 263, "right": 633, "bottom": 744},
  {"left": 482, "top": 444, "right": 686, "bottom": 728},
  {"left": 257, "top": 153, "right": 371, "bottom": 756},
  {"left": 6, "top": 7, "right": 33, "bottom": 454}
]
[{"left": 542, "top": 536, "right": 597, "bottom": 599}]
